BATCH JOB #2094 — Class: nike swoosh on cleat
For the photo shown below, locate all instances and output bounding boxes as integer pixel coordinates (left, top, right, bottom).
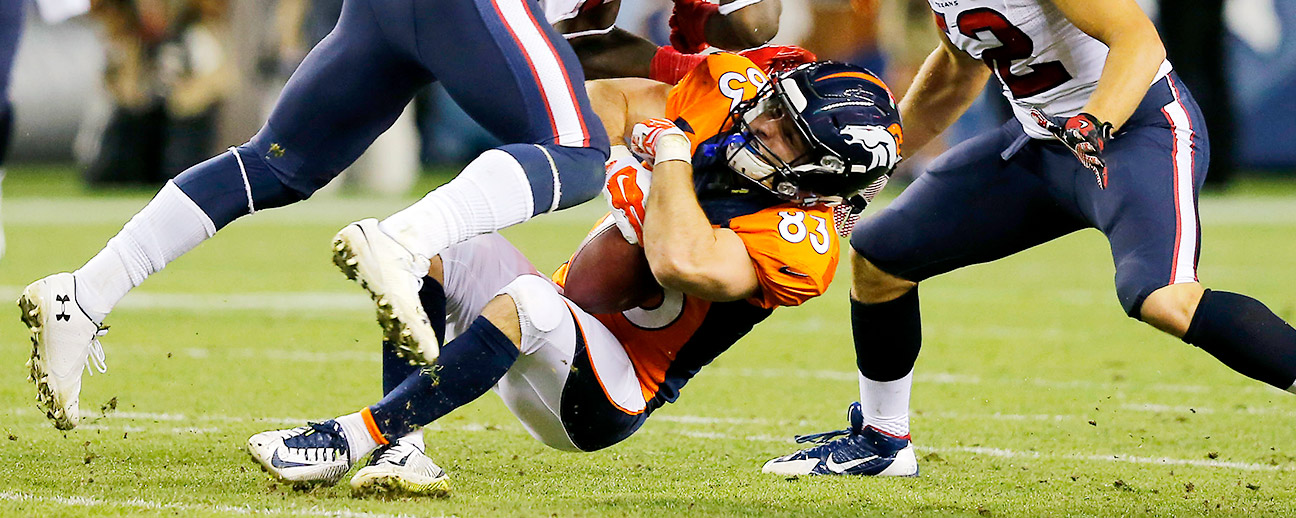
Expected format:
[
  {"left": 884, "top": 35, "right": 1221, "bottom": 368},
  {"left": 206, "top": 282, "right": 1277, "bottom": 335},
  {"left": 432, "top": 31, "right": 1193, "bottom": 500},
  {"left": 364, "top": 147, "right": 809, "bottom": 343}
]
[
  {"left": 394, "top": 451, "right": 416, "bottom": 467},
  {"left": 825, "top": 454, "right": 878, "bottom": 474},
  {"left": 270, "top": 450, "right": 316, "bottom": 469}
]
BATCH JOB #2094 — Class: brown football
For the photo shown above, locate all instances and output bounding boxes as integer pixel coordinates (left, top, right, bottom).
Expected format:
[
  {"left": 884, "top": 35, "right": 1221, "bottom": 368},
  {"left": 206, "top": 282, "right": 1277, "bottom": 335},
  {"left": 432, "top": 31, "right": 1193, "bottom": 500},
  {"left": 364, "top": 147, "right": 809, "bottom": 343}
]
[{"left": 562, "top": 219, "right": 662, "bottom": 314}]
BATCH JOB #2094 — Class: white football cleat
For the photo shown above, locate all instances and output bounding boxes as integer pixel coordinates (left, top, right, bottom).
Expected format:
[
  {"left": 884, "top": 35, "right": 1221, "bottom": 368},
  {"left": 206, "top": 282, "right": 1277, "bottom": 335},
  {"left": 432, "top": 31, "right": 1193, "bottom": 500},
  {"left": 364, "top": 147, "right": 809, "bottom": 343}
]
[
  {"left": 17, "top": 273, "right": 108, "bottom": 430},
  {"left": 763, "top": 402, "right": 918, "bottom": 477},
  {"left": 332, "top": 219, "right": 439, "bottom": 366},
  {"left": 247, "top": 421, "right": 353, "bottom": 486},
  {"left": 351, "top": 437, "right": 450, "bottom": 498}
]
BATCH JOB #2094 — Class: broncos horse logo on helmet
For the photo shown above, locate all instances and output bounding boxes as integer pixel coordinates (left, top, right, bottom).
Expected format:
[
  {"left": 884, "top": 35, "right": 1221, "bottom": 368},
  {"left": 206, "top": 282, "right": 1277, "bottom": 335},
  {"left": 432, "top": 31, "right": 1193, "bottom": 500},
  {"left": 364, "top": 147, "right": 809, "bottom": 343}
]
[{"left": 720, "top": 61, "right": 903, "bottom": 218}]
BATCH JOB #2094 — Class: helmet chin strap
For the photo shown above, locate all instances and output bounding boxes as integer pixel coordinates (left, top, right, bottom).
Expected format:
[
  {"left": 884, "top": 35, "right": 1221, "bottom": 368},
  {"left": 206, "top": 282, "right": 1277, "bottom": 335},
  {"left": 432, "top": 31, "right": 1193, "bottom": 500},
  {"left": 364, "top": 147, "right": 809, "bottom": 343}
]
[{"left": 725, "top": 140, "right": 829, "bottom": 204}]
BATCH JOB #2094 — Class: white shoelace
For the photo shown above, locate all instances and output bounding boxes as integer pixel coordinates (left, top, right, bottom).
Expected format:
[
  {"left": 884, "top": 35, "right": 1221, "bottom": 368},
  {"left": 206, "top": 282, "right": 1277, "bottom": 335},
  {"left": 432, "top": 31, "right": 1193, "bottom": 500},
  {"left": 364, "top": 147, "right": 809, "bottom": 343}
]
[{"left": 85, "top": 328, "right": 108, "bottom": 375}]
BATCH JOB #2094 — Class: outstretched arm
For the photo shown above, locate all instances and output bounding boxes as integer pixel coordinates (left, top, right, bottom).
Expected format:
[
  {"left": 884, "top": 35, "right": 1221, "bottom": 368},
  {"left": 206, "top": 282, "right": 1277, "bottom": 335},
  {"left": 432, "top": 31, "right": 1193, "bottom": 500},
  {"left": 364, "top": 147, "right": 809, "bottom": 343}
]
[
  {"left": 567, "top": 28, "right": 662, "bottom": 80},
  {"left": 584, "top": 78, "right": 672, "bottom": 144},
  {"left": 563, "top": 0, "right": 781, "bottom": 79},
  {"left": 704, "top": 0, "right": 781, "bottom": 50},
  {"left": 897, "top": 30, "right": 992, "bottom": 155}
]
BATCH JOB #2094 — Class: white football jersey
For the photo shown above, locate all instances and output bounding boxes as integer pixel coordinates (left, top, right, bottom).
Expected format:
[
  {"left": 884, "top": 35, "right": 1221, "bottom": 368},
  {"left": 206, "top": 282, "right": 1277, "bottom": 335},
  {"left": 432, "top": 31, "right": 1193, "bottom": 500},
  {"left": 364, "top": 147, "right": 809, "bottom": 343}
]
[
  {"left": 930, "top": 0, "right": 1171, "bottom": 138},
  {"left": 542, "top": 0, "right": 615, "bottom": 26}
]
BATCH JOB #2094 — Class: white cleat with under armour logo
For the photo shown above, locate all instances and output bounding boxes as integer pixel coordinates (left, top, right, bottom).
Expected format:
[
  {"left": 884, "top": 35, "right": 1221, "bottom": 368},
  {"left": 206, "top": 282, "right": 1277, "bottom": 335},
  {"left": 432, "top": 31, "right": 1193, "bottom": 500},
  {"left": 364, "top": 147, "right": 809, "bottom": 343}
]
[
  {"left": 351, "top": 436, "right": 450, "bottom": 498},
  {"left": 332, "top": 218, "right": 440, "bottom": 366},
  {"left": 17, "top": 273, "right": 108, "bottom": 430}
]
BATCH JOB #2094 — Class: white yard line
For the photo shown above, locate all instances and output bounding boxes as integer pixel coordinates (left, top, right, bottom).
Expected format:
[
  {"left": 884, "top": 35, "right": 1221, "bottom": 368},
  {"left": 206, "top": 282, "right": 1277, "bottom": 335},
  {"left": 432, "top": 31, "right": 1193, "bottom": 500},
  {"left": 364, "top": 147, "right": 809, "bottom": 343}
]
[
  {"left": 0, "top": 286, "right": 371, "bottom": 313},
  {"left": 1119, "top": 402, "right": 1296, "bottom": 417},
  {"left": 704, "top": 366, "right": 1275, "bottom": 395},
  {"left": 918, "top": 446, "right": 1289, "bottom": 472},
  {"left": 9, "top": 407, "right": 1293, "bottom": 473},
  {"left": 3, "top": 196, "right": 611, "bottom": 227},
  {"left": 8, "top": 195, "right": 1296, "bottom": 226},
  {"left": 654, "top": 430, "right": 1291, "bottom": 472},
  {"left": 0, "top": 491, "right": 436, "bottom": 518}
]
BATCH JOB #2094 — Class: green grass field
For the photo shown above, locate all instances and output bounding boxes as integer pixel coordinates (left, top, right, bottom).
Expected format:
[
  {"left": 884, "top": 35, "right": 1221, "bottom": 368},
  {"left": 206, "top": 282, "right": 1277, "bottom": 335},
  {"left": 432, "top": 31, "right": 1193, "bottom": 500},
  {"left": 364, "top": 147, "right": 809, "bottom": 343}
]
[{"left": 3, "top": 167, "right": 1296, "bottom": 517}]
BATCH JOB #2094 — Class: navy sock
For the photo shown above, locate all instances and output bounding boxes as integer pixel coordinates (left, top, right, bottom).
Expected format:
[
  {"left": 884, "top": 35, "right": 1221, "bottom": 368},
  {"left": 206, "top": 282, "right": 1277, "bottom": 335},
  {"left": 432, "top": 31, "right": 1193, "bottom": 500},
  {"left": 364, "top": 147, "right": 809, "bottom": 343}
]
[
  {"left": 853, "top": 288, "right": 921, "bottom": 382},
  {"left": 369, "top": 316, "right": 519, "bottom": 440},
  {"left": 0, "top": 101, "right": 11, "bottom": 166},
  {"left": 382, "top": 279, "right": 448, "bottom": 394},
  {"left": 501, "top": 143, "right": 607, "bottom": 215},
  {"left": 1183, "top": 289, "right": 1296, "bottom": 390},
  {"left": 172, "top": 145, "right": 306, "bottom": 230}
]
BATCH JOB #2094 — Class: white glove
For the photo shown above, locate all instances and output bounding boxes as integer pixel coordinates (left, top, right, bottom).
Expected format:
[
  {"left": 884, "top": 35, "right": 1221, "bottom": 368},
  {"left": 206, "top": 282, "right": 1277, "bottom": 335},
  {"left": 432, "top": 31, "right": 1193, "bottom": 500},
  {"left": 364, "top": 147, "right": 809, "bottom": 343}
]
[{"left": 630, "top": 118, "right": 691, "bottom": 166}]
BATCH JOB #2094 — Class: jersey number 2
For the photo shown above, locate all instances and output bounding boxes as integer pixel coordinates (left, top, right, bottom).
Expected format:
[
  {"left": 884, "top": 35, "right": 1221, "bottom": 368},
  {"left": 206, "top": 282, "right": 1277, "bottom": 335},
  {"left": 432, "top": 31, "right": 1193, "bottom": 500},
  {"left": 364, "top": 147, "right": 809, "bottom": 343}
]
[{"left": 956, "top": 8, "right": 1072, "bottom": 99}]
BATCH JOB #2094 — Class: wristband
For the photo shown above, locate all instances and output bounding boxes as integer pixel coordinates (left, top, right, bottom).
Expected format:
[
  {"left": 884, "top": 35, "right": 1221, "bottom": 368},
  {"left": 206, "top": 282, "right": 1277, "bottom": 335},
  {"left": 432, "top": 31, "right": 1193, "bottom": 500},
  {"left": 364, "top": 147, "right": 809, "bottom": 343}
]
[{"left": 649, "top": 46, "right": 708, "bottom": 85}]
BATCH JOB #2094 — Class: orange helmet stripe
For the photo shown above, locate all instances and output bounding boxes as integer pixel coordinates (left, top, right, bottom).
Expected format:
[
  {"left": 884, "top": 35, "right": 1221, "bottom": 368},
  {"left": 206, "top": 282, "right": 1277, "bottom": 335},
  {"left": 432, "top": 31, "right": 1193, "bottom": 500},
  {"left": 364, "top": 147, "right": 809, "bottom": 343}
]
[{"left": 816, "top": 71, "right": 889, "bottom": 91}]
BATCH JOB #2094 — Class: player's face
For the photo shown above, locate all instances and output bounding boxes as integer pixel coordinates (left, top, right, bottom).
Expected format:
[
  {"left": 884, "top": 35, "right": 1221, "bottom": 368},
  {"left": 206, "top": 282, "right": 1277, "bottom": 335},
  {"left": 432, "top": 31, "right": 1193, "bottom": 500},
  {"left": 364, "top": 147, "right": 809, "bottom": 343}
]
[{"left": 747, "top": 105, "right": 811, "bottom": 166}]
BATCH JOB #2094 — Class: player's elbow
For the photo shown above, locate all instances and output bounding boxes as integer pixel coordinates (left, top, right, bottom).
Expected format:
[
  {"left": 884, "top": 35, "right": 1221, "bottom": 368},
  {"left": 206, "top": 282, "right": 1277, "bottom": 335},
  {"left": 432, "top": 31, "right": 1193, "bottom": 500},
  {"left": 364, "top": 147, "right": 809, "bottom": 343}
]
[
  {"left": 647, "top": 251, "right": 702, "bottom": 291},
  {"left": 710, "top": 0, "right": 781, "bottom": 49},
  {"left": 1144, "top": 34, "right": 1167, "bottom": 65},
  {"left": 1106, "top": 16, "right": 1165, "bottom": 65}
]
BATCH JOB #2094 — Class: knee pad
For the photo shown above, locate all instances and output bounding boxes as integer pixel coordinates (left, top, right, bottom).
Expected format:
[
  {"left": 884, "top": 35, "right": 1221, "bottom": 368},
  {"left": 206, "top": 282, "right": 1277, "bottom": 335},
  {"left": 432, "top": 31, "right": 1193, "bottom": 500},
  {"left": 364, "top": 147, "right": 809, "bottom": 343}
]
[
  {"left": 499, "top": 143, "right": 608, "bottom": 216},
  {"left": 499, "top": 274, "right": 568, "bottom": 355},
  {"left": 173, "top": 145, "right": 308, "bottom": 230}
]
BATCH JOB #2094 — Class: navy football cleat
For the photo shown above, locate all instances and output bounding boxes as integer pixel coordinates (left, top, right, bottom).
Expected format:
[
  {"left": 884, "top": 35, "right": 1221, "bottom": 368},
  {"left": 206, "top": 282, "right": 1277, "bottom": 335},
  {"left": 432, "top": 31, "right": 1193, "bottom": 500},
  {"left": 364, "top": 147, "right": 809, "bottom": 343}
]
[
  {"left": 762, "top": 402, "right": 918, "bottom": 476},
  {"left": 247, "top": 420, "right": 353, "bottom": 486}
]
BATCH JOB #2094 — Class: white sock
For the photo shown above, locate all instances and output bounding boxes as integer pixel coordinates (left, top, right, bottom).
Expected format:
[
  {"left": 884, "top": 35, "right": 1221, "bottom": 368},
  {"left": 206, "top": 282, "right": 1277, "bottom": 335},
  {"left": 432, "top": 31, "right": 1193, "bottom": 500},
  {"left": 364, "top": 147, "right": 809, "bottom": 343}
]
[
  {"left": 73, "top": 181, "right": 216, "bottom": 322},
  {"left": 380, "top": 149, "right": 535, "bottom": 261},
  {"left": 859, "top": 370, "right": 913, "bottom": 438},
  {"left": 398, "top": 429, "right": 425, "bottom": 451},
  {"left": 335, "top": 412, "right": 380, "bottom": 464}
]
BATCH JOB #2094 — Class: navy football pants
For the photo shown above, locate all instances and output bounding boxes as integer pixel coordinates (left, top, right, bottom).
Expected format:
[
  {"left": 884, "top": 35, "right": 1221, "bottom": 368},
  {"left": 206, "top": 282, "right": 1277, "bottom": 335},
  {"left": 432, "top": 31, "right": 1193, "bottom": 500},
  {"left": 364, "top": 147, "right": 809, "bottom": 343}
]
[
  {"left": 176, "top": 0, "right": 609, "bottom": 227},
  {"left": 0, "top": 0, "right": 21, "bottom": 165},
  {"left": 853, "top": 74, "right": 1209, "bottom": 318}
]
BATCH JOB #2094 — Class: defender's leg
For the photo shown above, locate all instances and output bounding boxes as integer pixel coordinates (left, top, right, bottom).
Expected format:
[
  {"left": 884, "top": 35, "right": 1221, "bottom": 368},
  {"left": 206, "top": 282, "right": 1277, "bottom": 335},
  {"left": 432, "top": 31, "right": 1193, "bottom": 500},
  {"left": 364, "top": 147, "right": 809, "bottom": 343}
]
[
  {"left": 381, "top": 0, "right": 611, "bottom": 259},
  {"left": 20, "top": 0, "right": 432, "bottom": 430},
  {"left": 0, "top": 0, "right": 20, "bottom": 260},
  {"left": 337, "top": 0, "right": 610, "bottom": 366},
  {"left": 1096, "top": 75, "right": 1296, "bottom": 391}
]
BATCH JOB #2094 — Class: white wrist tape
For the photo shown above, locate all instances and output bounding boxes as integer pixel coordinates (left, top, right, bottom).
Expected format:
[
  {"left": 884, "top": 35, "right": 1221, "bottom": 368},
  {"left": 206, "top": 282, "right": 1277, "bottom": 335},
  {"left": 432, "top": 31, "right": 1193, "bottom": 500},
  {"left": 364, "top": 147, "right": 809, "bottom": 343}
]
[{"left": 653, "top": 135, "right": 692, "bottom": 166}]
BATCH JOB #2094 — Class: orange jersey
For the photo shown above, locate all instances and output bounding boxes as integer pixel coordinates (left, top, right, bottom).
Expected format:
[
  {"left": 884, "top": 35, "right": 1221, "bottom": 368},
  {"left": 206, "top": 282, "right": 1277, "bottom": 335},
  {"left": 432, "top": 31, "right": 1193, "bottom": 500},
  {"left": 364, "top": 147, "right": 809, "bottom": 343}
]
[
  {"left": 553, "top": 203, "right": 838, "bottom": 409},
  {"left": 665, "top": 53, "right": 769, "bottom": 155},
  {"left": 551, "top": 53, "right": 837, "bottom": 411}
]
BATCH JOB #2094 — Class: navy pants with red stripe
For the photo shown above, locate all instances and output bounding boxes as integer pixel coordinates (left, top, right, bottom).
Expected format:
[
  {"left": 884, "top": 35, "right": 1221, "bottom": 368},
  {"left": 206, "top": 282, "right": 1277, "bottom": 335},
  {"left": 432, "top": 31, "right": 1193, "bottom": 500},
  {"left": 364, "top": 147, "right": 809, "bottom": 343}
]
[
  {"left": 852, "top": 73, "right": 1209, "bottom": 318},
  {"left": 174, "top": 0, "right": 609, "bottom": 228}
]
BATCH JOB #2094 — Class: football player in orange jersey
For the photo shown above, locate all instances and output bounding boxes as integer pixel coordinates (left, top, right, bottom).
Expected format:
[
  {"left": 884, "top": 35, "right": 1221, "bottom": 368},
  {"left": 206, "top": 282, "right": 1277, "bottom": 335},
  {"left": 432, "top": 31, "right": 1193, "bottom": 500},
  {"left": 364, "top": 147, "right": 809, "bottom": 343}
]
[{"left": 244, "top": 56, "right": 902, "bottom": 496}]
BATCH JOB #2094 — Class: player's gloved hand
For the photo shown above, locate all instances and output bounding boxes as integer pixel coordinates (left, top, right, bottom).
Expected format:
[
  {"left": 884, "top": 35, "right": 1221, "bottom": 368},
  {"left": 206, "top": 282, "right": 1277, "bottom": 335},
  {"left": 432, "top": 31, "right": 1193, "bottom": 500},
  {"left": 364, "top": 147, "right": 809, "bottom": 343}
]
[
  {"left": 630, "top": 118, "right": 692, "bottom": 166},
  {"left": 603, "top": 149, "right": 653, "bottom": 245},
  {"left": 739, "top": 45, "right": 818, "bottom": 75},
  {"left": 670, "top": 0, "right": 718, "bottom": 53},
  {"left": 1032, "top": 109, "right": 1113, "bottom": 189}
]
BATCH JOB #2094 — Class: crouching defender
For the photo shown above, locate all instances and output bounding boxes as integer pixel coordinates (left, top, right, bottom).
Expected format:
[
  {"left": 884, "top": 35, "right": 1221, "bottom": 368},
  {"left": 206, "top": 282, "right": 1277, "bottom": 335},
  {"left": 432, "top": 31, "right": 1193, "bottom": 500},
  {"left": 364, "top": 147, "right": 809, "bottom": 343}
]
[
  {"left": 245, "top": 56, "right": 903, "bottom": 495},
  {"left": 764, "top": 0, "right": 1296, "bottom": 477}
]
